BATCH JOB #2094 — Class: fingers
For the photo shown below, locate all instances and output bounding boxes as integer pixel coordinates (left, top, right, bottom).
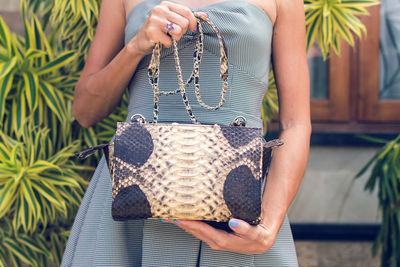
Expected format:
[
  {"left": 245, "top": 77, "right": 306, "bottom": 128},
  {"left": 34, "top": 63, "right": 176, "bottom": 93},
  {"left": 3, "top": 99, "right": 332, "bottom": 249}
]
[
  {"left": 146, "top": 14, "right": 173, "bottom": 48},
  {"left": 160, "top": 1, "right": 197, "bottom": 32},
  {"left": 228, "top": 218, "right": 254, "bottom": 237},
  {"left": 229, "top": 218, "right": 276, "bottom": 253},
  {"left": 174, "top": 220, "right": 235, "bottom": 250},
  {"left": 195, "top": 11, "right": 209, "bottom": 19},
  {"left": 169, "top": 219, "right": 275, "bottom": 254},
  {"left": 159, "top": 1, "right": 209, "bottom": 37},
  {"left": 229, "top": 218, "right": 267, "bottom": 242},
  {"left": 150, "top": 3, "right": 193, "bottom": 43},
  {"left": 164, "top": 16, "right": 186, "bottom": 39},
  {"left": 134, "top": 1, "right": 209, "bottom": 54},
  {"left": 165, "top": 11, "right": 208, "bottom": 38}
]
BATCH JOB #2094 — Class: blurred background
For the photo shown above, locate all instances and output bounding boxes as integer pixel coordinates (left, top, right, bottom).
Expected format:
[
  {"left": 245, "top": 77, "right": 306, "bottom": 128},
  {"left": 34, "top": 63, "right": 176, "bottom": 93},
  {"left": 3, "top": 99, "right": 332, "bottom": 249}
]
[{"left": 0, "top": 0, "right": 399, "bottom": 266}]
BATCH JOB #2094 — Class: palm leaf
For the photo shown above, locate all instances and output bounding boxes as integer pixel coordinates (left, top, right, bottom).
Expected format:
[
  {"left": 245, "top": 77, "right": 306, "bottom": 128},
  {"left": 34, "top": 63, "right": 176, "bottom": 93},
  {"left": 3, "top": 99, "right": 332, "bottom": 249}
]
[
  {"left": 304, "top": 0, "right": 379, "bottom": 58},
  {"left": 0, "top": 56, "right": 17, "bottom": 79},
  {"left": 3, "top": 237, "right": 33, "bottom": 265},
  {"left": 37, "top": 50, "right": 76, "bottom": 75}
]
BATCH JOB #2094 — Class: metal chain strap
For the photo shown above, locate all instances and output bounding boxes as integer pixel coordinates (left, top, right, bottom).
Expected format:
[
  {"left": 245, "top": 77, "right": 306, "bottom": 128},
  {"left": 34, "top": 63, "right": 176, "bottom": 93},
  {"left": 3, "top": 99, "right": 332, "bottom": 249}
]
[{"left": 147, "top": 13, "right": 229, "bottom": 124}]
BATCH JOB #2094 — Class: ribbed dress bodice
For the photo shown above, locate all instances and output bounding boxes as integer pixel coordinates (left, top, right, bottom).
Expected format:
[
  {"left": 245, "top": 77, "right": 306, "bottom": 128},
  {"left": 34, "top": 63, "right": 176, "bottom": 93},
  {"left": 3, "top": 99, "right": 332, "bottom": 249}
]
[{"left": 124, "top": 0, "right": 273, "bottom": 128}]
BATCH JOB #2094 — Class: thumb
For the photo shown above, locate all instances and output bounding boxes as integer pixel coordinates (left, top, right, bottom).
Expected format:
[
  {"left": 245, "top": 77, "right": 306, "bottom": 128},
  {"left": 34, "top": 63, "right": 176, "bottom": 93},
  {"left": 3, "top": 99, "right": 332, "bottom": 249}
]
[
  {"left": 195, "top": 11, "right": 208, "bottom": 18},
  {"left": 228, "top": 218, "right": 251, "bottom": 235}
]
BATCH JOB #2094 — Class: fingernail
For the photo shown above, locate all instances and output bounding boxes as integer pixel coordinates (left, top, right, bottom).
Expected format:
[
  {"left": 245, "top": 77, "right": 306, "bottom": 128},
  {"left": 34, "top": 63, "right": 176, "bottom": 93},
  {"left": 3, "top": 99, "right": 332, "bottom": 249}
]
[
  {"left": 173, "top": 219, "right": 180, "bottom": 225},
  {"left": 229, "top": 219, "right": 239, "bottom": 228},
  {"left": 192, "top": 27, "right": 197, "bottom": 33}
]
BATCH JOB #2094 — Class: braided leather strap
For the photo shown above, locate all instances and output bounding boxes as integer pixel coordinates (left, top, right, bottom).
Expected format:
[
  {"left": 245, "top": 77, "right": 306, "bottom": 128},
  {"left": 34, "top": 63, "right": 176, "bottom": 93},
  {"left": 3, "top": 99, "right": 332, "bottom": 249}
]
[{"left": 147, "top": 13, "right": 229, "bottom": 124}]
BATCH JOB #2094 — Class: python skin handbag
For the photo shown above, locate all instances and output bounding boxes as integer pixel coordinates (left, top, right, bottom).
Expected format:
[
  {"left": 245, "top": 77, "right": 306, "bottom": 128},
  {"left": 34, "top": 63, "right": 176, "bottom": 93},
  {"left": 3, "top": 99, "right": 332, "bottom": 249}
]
[{"left": 76, "top": 13, "right": 283, "bottom": 225}]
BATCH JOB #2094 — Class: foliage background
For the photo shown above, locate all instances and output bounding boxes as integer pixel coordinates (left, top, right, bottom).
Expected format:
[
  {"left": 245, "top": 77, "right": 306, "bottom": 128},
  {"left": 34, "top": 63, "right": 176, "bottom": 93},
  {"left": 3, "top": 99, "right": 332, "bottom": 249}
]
[{"left": 0, "top": 0, "right": 381, "bottom": 266}]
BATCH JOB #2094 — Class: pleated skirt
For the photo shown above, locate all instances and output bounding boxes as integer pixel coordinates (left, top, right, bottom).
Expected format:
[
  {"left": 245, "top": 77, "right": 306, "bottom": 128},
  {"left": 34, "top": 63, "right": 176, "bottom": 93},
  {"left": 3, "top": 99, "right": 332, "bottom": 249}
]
[{"left": 61, "top": 156, "right": 299, "bottom": 267}]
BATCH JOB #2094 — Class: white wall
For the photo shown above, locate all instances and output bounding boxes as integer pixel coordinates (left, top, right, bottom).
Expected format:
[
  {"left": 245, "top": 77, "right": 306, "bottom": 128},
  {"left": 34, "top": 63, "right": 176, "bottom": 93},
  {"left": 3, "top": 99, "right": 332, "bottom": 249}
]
[
  {"left": 288, "top": 146, "right": 380, "bottom": 224},
  {"left": 0, "top": 0, "right": 19, "bottom": 12}
]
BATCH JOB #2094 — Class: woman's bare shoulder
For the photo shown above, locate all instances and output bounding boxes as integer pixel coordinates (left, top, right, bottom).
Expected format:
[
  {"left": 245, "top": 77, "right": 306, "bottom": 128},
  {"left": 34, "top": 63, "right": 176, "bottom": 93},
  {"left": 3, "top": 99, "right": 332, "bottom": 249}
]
[
  {"left": 274, "top": 0, "right": 304, "bottom": 19},
  {"left": 79, "top": 0, "right": 128, "bottom": 77},
  {"left": 122, "top": 0, "right": 150, "bottom": 20},
  {"left": 253, "top": 0, "right": 277, "bottom": 26},
  {"left": 82, "top": 0, "right": 151, "bottom": 76}
]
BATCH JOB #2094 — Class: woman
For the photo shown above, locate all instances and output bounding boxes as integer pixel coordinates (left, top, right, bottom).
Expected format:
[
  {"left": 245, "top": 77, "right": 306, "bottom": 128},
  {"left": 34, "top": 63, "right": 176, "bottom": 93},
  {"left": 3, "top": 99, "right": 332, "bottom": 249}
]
[{"left": 61, "top": 0, "right": 311, "bottom": 266}]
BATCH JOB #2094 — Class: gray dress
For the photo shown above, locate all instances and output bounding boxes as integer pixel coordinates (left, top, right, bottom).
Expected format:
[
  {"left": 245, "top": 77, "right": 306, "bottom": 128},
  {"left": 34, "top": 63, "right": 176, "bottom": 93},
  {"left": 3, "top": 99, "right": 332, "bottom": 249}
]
[{"left": 61, "top": 0, "right": 299, "bottom": 266}]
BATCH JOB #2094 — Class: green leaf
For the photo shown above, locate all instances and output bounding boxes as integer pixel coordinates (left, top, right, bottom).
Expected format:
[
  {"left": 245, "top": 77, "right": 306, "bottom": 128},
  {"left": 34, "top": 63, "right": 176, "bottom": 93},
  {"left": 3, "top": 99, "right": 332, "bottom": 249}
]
[
  {"left": 80, "top": 0, "right": 91, "bottom": 23},
  {"left": 39, "top": 80, "right": 67, "bottom": 123},
  {"left": 303, "top": 0, "right": 379, "bottom": 58},
  {"left": 83, "top": 126, "right": 98, "bottom": 147},
  {"left": 16, "top": 235, "right": 49, "bottom": 256},
  {"left": 32, "top": 15, "right": 53, "bottom": 60},
  {"left": 30, "top": 179, "right": 65, "bottom": 209},
  {"left": 24, "top": 47, "right": 46, "bottom": 60},
  {"left": 0, "top": 143, "right": 10, "bottom": 162},
  {"left": 21, "top": 179, "right": 41, "bottom": 227},
  {"left": 0, "top": 179, "right": 18, "bottom": 217},
  {"left": 306, "top": 11, "right": 321, "bottom": 51},
  {"left": 27, "top": 160, "right": 61, "bottom": 174},
  {"left": 0, "top": 17, "right": 17, "bottom": 56},
  {"left": 0, "top": 249, "right": 7, "bottom": 267},
  {"left": 37, "top": 50, "right": 76, "bottom": 75},
  {"left": 36, "top": 172, "right": 80, "bottom": 187},
  {"left": 24, "top": 16, "right": 36, "bottom": 50},
  {"left": 0, "top": 56, "right": 17, "bottom": 79},
  {"left": 11, "top": 87, "right": 26, "bottom": 135},
  {"left": 355, "top": 147, "right": 383, "bottom": 178},
  {"left": 23, "top": 71, "right": 39, "bottom": 111},
  {"left": 49, "top": 232, "right": 63, "bottom": 266},
  {"left": 355, "top": 134, "right": 389, "bottom": 144},
  {"left": 3, "top": 237, "right": 33, "bottom": 265},
  {"left": 0, "top": 71, "right": 14, "bottom": 122}
]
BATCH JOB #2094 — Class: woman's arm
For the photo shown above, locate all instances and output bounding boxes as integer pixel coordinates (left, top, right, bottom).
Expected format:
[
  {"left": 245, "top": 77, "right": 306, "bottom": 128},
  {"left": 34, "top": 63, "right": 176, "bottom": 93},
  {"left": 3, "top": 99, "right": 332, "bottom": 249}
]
[
  {"left": 72, "top": 0, "right": 145, "bottom": 128},
  {"left": 72, "top": 0, "right": 203, "bottom": 128},
  {"left": 172, "top": 0, "right": 311, "bottom": 254},
  {"left": 259, "top": 0, "right": 311, "bottom": 238}
]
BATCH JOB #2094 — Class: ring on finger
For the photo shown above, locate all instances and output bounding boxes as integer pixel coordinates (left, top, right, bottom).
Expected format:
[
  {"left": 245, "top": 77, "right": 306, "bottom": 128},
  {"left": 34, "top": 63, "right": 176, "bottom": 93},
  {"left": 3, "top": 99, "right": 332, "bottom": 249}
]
[{"left": 166, "top": 21, "right": 174, "bottom": 33}]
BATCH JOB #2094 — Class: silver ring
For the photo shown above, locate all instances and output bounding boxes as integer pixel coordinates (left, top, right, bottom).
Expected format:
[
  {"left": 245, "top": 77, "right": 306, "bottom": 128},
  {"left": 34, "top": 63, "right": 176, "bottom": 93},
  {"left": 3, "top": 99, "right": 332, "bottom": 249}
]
[{"left": 166, "top": 22, "right": 174, "bottom": 33}]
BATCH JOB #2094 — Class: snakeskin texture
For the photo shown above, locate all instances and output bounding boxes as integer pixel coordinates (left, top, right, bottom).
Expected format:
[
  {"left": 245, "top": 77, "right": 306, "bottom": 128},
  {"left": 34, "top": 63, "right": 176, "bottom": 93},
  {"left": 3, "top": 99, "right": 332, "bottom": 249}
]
[{"left": 109, "top": 122, "right": 265, "bottom": 224}]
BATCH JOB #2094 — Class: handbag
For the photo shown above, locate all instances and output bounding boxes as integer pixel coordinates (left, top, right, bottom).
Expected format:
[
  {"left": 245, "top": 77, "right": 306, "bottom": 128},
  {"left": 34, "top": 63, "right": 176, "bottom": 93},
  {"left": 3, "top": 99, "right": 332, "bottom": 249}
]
[{"left": 76, "top": 13, "right": 283, "bottom": 225}]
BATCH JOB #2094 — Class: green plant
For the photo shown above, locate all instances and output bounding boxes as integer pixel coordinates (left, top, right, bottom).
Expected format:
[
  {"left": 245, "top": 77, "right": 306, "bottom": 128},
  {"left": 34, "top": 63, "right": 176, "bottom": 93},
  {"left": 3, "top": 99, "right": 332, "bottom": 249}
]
[
  {"left": 0, "top": 120, "right": 89, "bottom": 266},
  {"left": 0, "top": 217, "right": 50, "bottom": 267},
  {"left": 304, "top": 0, "right": 379, "bottom": 59},
  {"left": 0, "top": 4, "right": 93, "bottom": 265},
  {"left": 0, "top": 216, "right": 75, "bottom": 266},
  {"left": 0, "top": 121, "right": 88, "bottom": 232},
  {"left": 264, "top": 0, "right": 380, "bottom": 127},
  {"left": 262, "top": 70, "right": 279, "bottom": 134},
  {"left": 0, "top": 14, "right": 77, "bottom": 147},
  {"left": 356, "top": 135, "right": 400, "bottom": 267},
  {"left": 23, "top": 0, "right": 100, "bottom": 70},
  {"left": 0, "top": 3, "right": 126, "bottom": 157},
  {"left": 22, "top": 0, "right": 129, "bottom": 150}
]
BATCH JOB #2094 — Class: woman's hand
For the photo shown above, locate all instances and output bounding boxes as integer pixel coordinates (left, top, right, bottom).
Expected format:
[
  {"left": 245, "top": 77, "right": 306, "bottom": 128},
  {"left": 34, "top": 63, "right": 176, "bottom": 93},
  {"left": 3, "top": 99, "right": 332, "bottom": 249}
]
[
  {"left": 128, "top": 1, "right": 208, "bottom": 56},
  {"left": 165, "top": 218, "right": 278, "bottom": 254}
]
